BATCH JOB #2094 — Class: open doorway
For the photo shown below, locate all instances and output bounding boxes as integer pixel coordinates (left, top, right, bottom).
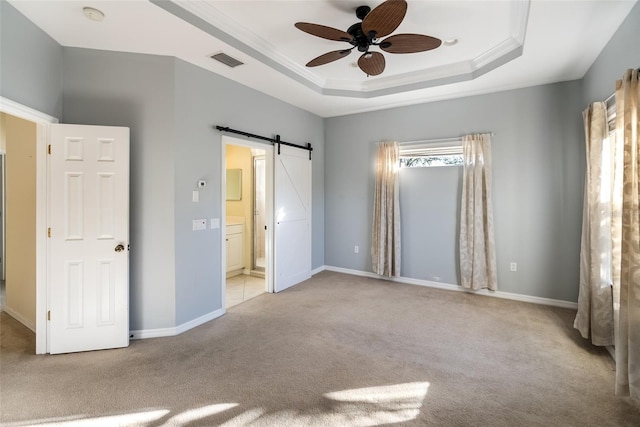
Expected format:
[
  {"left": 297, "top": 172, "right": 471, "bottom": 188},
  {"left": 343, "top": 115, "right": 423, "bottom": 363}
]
[
  {"left": 1, "top": 97, "right": 58, "bottom": 354},
  {"left": 0, "top": 112, "right": 37, "bottom": 331},
  {"left": 222, "top": 136, "right": 273, "bottom": 309}
]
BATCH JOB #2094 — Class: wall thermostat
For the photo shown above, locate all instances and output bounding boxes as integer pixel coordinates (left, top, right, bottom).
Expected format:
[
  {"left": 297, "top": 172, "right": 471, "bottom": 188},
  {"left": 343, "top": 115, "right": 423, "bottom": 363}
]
[{"left": 197, "top": 180, "right": 206, "bottom": 188}]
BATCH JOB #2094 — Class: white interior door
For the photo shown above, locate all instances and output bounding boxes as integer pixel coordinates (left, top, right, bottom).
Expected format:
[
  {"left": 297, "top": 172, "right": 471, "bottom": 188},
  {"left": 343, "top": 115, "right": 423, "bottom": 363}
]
[
  {"left": 48, "top": 124, "right": 129, "bottom": 354},
  {"left": 274, "top": 145, "right": 311, "bottom": 292}
]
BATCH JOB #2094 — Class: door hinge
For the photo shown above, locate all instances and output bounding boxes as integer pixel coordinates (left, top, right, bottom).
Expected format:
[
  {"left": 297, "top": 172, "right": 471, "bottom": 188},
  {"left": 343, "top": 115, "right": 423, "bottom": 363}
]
[
  {"left": 47, "top": 144, "right": 51, "bottom": 155},
  {"left": 47, "top": 227, "right": 51, "bottom": 238},
  {"left": 47, "top": 310, "right": 51, "bottom": 321}
]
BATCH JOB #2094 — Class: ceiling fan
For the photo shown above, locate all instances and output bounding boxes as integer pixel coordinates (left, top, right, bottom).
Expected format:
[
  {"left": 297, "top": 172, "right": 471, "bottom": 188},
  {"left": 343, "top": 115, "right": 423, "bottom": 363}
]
[{"left": 295, "top": 0, "right": 442, "bottom": 77}]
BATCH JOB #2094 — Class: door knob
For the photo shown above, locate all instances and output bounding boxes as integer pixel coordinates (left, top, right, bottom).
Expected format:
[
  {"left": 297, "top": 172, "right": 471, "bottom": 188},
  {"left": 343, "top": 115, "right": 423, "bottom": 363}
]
[{"left": 115, "top": 244, "right": 125, "bottom": 252}]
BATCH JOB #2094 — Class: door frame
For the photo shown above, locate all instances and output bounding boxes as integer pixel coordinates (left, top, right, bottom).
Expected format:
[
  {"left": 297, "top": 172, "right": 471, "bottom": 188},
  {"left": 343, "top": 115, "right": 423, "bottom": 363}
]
[
  {"left": 0, "top": 96, "right": 58, "bottom": 354},
  {"left": 252, "top": 154, "right": 266, "bottom": 271},
  {"left": 1, "top": 152, "right": 5, "bottom": 282},
  {"left": 221, "top": 135, "right": 274, "bottom": 310}
]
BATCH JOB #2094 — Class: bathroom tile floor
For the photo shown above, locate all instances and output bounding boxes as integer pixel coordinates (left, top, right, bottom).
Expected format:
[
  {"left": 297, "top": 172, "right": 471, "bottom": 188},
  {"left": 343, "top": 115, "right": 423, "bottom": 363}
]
[{"left": 226, "top": 274, "right": 265, "bottom": 308}]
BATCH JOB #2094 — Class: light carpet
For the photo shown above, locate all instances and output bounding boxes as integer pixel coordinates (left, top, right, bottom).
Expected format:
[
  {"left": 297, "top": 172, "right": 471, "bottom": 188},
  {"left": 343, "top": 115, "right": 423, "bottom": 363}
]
[{"left": 1, "top": 271, "right": 639, "bottom": 426}]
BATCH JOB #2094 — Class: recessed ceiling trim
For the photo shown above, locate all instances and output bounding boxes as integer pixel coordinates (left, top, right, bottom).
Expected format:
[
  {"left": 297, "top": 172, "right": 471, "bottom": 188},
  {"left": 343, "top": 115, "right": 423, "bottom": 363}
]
[
  {"left": 324, "top": 61, "right": 474, "bottom": 92},
  {"left": 471, "top": 37, "right": 523, "bottom": 70},
  {"left": 171, "top": 0, "right": 326, "bottom": 88},
  {"left": 510, "top": 0, "right": 531, "bottom": 44},
  {"left": 151, "top": 0, "right": 327, "bottom": 95},
  {"left": 161, "top": 0, "right": 530, "bottom": 99}
]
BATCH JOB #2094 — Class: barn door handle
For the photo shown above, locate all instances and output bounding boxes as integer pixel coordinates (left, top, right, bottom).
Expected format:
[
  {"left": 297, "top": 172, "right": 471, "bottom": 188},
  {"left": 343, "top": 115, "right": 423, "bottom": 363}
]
[{"left": 115, "top": 244, "right": 125, "bottom": 253}]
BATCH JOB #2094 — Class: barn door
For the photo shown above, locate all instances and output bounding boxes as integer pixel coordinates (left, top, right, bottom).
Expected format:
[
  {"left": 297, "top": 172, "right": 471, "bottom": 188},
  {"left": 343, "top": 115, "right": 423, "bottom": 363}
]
[
  {"left": 273, "top": 145, "right": 311, "bottom": 292},
  {"left": 48, "top": 124, "right": 129, "bottom": 354}
]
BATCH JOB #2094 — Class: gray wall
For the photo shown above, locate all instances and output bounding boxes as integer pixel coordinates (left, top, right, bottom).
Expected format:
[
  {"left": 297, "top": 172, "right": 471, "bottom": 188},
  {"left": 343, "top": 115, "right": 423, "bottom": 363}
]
[
  {"left": 173, "top": 59, "right": 324, "bottom": 325},
  {"left": 63, "top": 48, "right": 177, "bottom": 331},
  {"left": 3, "top": 0, "right": 636, "bottom": 327},
  {"left": 1, "top": 0, "right": 326, "bottom": 331},
  {"left": 62, "top": 50, "right": 325, "bottom": 329},
  {"left": 325, "top": 81, "right": 584, "bottom": 302},
  {"left": 582, "top": 1, "right": 640, "bottom": 105},
  {"left": 323, "top": 1, "right": 640, "bottom": 304},
  {"left": 399, "top": 165, "right": 461, "bottom": 285},
  {"left": 0, "top": 1, "right": 63, "bottom": 118}
]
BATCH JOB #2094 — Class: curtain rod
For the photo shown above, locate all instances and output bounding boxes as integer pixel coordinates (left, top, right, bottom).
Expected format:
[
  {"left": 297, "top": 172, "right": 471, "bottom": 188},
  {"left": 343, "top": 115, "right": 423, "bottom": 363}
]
[
  {"left": 400, "top": 132, "right": 495, "bottom": 145},
  {"left": 604, "top": 92, "right": 615, "bottom": 104}
]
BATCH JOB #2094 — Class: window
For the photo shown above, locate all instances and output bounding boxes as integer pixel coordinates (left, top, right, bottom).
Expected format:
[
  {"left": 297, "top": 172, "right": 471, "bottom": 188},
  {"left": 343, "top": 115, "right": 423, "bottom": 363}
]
[{"left": 399, "top": 142, "right": 463, "bottom": 168}]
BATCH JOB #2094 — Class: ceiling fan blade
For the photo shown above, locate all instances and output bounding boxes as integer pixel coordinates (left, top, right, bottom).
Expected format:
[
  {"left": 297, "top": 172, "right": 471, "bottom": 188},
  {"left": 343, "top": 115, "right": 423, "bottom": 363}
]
[
  {"left": 362, "top": 0, "right": 407, "bottom": 39},
  {"left": 358, "top": 52, "right": 385, "bottom": 76},
  {"left": 295, "top": 22, "right": 352, "bottom": 42},
  {"left": 380, "top": 34, "right": 442, "bottom": 54},
  {"left": 306, "top": 49, "right": 352, "bottom": 67}
]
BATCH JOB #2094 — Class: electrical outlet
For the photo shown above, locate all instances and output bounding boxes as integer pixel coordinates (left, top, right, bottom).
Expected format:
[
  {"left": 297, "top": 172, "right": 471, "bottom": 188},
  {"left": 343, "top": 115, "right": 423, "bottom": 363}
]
[
  {"left": 510, "top": 262, "right": 517, "bottom": 272},
  {"left": 354, "top": 245, "right": 359, "bottom": 254}
]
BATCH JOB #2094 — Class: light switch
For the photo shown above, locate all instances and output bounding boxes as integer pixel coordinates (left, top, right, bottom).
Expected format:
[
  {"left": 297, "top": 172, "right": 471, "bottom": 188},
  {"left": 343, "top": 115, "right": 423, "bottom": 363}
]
[
  {"left": 192, "top": 190, "right": 199, "bottom": 202},
  {"left": 210, "top": 218, "right": 220, "bottom": 229},
  {"left": 192, "top": 219, "right": 206, "bottom": 231}
]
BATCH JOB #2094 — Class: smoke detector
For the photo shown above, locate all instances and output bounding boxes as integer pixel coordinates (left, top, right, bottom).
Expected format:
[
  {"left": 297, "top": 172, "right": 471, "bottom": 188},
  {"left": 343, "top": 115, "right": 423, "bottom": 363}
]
[{"left": 83, "top": 7, "right": 105, "bottom": 22}]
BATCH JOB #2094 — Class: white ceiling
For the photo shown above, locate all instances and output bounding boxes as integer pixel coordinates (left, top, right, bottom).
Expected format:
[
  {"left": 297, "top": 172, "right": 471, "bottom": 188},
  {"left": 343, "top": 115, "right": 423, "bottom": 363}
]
[{"left": 8, "top": 0, "right": 637, "bottom": 118}]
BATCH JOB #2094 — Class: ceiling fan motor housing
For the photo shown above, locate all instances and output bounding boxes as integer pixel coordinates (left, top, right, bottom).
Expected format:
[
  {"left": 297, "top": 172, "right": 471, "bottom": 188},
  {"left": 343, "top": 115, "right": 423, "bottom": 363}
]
[
  {"left": 347, "top": 23, "right": 374, "bottom": 52},
  {"left": 355, "top": 5, "right": 371, "bottom": 20}
]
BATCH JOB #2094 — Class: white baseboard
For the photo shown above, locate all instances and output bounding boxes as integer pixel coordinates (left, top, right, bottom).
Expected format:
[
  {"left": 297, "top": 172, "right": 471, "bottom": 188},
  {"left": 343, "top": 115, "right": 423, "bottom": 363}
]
[
  {"left": 322, "top": 265, "right": 578, "bottom": 310},
  {"left": 311, "top": 265, "right": 326, "bottom": 276},
  {"left": 606, "top": 345, "right": 616, "bottom": 361},
  {"left": 130, "top": 308, "right": 225, "bottom": 340},
  {"left": 130, "top": 265, "right": 576, "bottom": 339},
  {"left": 2, "top": 305, "right": 36, "bottom": 333}
]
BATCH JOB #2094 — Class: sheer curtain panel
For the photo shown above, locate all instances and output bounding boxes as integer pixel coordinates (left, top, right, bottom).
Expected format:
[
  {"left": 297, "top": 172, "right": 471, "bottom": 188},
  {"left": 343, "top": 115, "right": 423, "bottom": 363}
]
[
  {"left": 372, "top": 141, "right": 401, "bottom": 277},
  {"left": 574, "top": 102, "right": 615, "bottom": 346},
  {"left": 614, "top": 69, "right": 640, "bottom": 398},
  {"left": 459, "top": 133, "right": 497, "bottom": 290}
]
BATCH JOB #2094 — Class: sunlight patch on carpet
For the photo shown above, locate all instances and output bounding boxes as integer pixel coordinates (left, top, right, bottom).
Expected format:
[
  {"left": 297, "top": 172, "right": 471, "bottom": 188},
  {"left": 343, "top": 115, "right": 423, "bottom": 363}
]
[
  {"left": 323, "top": 381, "right": 430, "bottom": 425},
  {"left": 10, "top": 404, "right": 242, "bottom": 427},
  {"left": 164, "top": 403, "right": 239, "bottom": 425},
  {"left": 6, "top": 409, "right": 169, "bottom": 426},
  {"left": 218, "top": 408, "right": 266, "bottom": 426},
  {"left": 325, "top": 381, "right": 430, "bottom": 404},
  {"left": 216, "top": 382, "right": 429, "bottom": 426}
]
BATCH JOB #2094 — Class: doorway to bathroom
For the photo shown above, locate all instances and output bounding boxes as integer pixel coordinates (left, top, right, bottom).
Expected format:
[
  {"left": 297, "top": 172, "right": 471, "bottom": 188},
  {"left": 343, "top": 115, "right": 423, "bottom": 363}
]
[{"left": 223, "top": 136, "right": 272, "bottom": 309}]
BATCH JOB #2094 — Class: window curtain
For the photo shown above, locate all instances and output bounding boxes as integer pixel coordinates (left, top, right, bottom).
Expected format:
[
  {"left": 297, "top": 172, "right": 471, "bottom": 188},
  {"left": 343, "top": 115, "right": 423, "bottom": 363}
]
[
  {"left": 372, "top": 141, "right": 401, "bottom": 277},
  {"left": 613, "top": 69, "right": 640, "bottom": 398},
  {"left": 459, "top": 133, "right": 497, "bottom": 290},
  {"left": 573, "top": 102, "right": 615, "bottom": 346}
]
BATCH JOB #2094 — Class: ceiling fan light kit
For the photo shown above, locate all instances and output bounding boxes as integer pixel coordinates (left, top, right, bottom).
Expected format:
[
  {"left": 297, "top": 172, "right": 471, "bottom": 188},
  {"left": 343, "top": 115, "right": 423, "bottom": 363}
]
[{"left": 295, "top": 0, "right": 442, "bottom": 77}]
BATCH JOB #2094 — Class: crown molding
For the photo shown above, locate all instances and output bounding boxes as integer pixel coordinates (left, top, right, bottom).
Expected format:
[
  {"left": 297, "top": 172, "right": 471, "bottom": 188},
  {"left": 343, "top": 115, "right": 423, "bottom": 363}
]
[{"left": 163, "top": 0, "right": 530, "bottom": 99}]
